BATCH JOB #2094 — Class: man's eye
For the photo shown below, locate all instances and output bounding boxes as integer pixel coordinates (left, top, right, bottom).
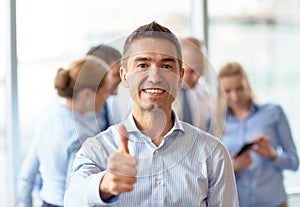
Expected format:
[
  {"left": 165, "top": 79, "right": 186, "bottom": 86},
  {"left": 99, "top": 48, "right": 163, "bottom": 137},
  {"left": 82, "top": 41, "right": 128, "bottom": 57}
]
[
  {"left": 137, "top": 64, "right": 147, "bottom": 68},
  {"left": 162, "top": 64, "right": 172, "bottom": 69},
  {"left": 138, "top": 64, "right": 146, "bottom": 68}
]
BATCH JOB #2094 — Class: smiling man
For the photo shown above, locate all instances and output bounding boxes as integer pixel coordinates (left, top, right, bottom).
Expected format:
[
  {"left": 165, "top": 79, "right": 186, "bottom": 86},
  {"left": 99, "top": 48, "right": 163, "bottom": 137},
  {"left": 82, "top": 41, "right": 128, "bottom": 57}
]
[{"left": 64, "top": 22, "right": 238, "bottom": 207}]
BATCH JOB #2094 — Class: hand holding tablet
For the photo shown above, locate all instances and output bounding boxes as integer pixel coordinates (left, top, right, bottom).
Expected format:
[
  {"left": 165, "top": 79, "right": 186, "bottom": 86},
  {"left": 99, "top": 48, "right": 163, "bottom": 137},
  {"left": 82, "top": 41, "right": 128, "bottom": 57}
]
[{"left": 236, "top": 142, "right": 255, "bottom": 156}]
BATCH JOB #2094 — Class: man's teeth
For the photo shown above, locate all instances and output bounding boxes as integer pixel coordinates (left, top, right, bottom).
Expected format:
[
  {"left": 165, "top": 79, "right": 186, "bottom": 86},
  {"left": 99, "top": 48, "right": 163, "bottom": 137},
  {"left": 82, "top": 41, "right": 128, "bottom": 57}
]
[{"left": 144, "top": 89, "right": 164, "bottom": 94}]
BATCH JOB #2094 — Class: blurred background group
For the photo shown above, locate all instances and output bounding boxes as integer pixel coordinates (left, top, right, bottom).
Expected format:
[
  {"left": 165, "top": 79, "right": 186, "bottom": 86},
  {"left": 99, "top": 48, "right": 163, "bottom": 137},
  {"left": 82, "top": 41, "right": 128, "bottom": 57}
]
[{"left": 1, "top": 0, "right": 300, "bottom": 206}]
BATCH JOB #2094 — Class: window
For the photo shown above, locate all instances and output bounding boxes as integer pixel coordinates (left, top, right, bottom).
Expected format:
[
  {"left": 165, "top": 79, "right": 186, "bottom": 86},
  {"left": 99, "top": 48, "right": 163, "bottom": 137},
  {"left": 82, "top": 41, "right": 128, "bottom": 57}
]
[
  {"left": 8, "top": 0, "right": 191, "bottom": 205},
  {"left": 17, "top": 0, "right": 190, "bottom": 153},
  {"left": 208, "top": 0, "right": 300, "bottom": 204}
]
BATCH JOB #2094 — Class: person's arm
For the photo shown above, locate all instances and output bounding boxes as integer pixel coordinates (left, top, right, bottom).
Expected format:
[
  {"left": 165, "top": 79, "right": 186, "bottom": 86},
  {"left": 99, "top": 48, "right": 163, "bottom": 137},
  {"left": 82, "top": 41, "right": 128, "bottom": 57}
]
[
  {"left": 207, "top": 142, "right": 239, "bottom": 206},
  {"left": 17, "top": 144, "right": 40, "bottom": 207},
  {"left": 64, "top": 140, "right": 81, "bottom": 192},
  {"left": 64, "top": 125, "right": 137, "bottom": 207},
  {"left": 271, "top": 106, "right": 299, "bottom": 170},
  {"left": 64, "top": 148, "right": 115, "bottom": 207},
  {"left": 252, "top": 106, "right": 299, "bottom": 171},
  {"left": 64, "top": 151, "right": 136, "bottom": 207}
]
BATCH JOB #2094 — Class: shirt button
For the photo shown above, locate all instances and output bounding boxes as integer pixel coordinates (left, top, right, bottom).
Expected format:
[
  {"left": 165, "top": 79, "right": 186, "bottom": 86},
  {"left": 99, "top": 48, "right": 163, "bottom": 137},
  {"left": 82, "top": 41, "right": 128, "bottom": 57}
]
[
  {"left": 154, "top": 150, "right": 159, "bottom": 155},
  {"left": 155, "top": 180, "right": 161, "bottom": 185}
]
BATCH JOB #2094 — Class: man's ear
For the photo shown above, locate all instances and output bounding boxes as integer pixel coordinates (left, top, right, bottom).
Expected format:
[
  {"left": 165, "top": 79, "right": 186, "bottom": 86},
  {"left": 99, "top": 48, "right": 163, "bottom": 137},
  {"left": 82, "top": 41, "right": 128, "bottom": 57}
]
[
  {"left": 178, "top": 68, "right": 184, "bottom": 88},
  {"left": 120, "top": 67, "right": 129, "bottom": 88}
]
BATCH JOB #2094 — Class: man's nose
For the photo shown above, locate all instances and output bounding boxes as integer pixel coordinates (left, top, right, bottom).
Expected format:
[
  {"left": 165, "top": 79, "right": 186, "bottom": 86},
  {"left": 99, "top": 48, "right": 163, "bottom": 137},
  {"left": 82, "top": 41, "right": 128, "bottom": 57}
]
[{"left": 147, "top": 67, "right": 162, "bottom": 83}]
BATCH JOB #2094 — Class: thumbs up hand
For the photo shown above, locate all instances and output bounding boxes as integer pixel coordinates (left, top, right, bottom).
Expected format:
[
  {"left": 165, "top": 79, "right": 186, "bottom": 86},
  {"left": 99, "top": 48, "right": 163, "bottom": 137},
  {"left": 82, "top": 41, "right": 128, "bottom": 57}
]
[
  {"left": 118, "top": 124, "right": 131, "bottom": 154},
  {"left": 100, "top": 124, "right": 138, "bottom": 200}
]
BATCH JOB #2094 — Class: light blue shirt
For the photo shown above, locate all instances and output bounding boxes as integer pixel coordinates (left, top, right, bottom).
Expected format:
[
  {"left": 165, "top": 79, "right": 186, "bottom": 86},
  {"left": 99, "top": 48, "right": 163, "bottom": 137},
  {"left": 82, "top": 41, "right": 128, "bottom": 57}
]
[
  {"left": 96, "top": 96, "right": 122, "bottom": 131},
  {"left": 222, "top": 103, "right": 299, "bottom": 207},
  {"left": 64, "top": 112, "right": 239, "bottom": 207},
  {"left": 18, "top": 106, "right": 104, "bottom": 207}
]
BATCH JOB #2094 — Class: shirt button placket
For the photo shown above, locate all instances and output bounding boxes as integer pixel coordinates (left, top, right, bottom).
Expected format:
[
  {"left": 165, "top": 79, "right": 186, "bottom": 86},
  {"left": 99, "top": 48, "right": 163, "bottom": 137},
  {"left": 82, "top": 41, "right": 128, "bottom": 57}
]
[{"left": 152, "top": 149, "right": 163, "bottom": 207}]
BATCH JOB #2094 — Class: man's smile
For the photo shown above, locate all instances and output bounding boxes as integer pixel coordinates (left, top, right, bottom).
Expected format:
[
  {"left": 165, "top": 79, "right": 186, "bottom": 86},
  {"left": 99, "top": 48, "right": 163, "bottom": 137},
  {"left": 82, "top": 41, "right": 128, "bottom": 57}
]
[{"left": 142, "top": 88, "right": 166, "bottom": 94}]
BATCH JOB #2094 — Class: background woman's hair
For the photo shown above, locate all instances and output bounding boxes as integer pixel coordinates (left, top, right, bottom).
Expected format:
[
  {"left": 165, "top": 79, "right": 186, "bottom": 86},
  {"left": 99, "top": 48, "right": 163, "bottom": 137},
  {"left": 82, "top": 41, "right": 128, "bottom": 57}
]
[
  {"left": 54, "top": 56, "right": 108, "bottom": 98},
  {"left": 218, "top": 61, "right": 255, "bottom": 101},
  {"left": 213, "top": 61, "right": 256, "bottom": 138}
]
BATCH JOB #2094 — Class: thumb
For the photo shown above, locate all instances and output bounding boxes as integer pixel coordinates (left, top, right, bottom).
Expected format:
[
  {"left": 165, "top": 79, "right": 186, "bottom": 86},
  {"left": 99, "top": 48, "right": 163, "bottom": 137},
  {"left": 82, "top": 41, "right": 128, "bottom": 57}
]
[{"left": 118, "top": 124, "right": 130, "bottom": 155}]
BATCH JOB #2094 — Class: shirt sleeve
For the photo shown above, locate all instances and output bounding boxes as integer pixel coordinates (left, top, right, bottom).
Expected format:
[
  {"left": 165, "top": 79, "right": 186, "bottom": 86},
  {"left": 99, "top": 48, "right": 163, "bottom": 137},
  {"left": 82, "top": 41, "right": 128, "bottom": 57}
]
[
  {"left": 64, "top": 148, "right": 119, "bottom": 207},
  {"left": 207, "top": 141, "right": 239, "bottom": 206},
  {"left": 272, "top": 106, "right": 299, "bottom": 171},
  {"left": 64, "top": 141, "right": 79, "bottom": 192},
  {"left": 17, "top": 143, "right": 40, "bottom": 207}
]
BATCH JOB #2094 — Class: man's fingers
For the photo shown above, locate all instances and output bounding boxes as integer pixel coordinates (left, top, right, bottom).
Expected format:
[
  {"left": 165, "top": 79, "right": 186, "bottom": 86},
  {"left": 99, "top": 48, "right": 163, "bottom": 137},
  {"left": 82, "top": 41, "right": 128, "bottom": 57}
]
[
  {"left": 108, "top": 175, "right": 137, "bottom": 195},
  {"left": 118, "top": 124, "right": 130, "bottom": 155},
  {"left": 102, "top": 172, "right": 137, "bottom": 196},
  {"left": 107, "top": 153, "right": 138, "bottom": 177},
  {"left": 110, "top": 174, "right": 137, "bottom": 185}
]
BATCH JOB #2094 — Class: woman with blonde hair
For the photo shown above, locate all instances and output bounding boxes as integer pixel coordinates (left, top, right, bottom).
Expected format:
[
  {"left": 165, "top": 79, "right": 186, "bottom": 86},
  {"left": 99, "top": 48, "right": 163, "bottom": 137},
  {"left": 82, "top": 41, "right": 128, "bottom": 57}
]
[
  {"left": 18, "top": 56, "right": 116, "bottom": 207},
  {"left": 218, "top": 61, "right": 299, "bottom": 207}
]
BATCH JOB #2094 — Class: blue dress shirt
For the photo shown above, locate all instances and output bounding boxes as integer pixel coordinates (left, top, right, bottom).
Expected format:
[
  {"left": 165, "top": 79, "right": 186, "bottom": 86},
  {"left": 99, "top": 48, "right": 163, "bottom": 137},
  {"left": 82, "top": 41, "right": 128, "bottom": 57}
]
[
  {"left": 222, "top": 103, "right": 299, "bottom": 207},
  {"left": 18, "top": 106, "right": 104, "bottom": 207},
  {"left": 96, "top": 96, "right": 122, "bottom": 131},
  {"left": 64, "top": 112, "right": 239, "bottom": 207}
]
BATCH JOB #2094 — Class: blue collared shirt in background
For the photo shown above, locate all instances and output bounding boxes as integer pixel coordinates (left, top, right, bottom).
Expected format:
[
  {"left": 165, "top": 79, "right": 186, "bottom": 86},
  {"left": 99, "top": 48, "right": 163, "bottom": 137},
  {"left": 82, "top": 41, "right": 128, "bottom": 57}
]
[
  {"left": 222, "top": 102, "right": 299, "bottom": 207},
  {"left": 18, "top": 106, "right": 107, "bottom": 207},
  {"left": 96, "top": 96, "right": 122, "bottom": 131},
  {"left": 64, "top": 112, "right": 239, "bottom": 207}
]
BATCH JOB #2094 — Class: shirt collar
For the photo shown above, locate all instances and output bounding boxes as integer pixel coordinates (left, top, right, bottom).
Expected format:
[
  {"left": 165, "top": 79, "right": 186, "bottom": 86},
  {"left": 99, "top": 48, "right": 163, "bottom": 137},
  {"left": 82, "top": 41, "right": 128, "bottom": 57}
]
[
  {"left": 122, "top": 111, "right": 184, "bottom": 135},
  {"left": 226, "top": 102, "right": 260, "bottom": 117},
  {"left": 251, "top": 102, "right": 260, "bottom": 112}
]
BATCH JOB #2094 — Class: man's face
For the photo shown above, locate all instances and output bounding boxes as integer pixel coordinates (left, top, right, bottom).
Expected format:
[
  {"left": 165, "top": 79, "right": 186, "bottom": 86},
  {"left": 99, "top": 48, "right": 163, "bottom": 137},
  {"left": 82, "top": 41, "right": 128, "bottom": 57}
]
[
  {"left": 181, "top": 46, "right": 204, "bottom": 89},
  {"left": 120, "top": 38, "right": 183, "bottom": 112}
]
